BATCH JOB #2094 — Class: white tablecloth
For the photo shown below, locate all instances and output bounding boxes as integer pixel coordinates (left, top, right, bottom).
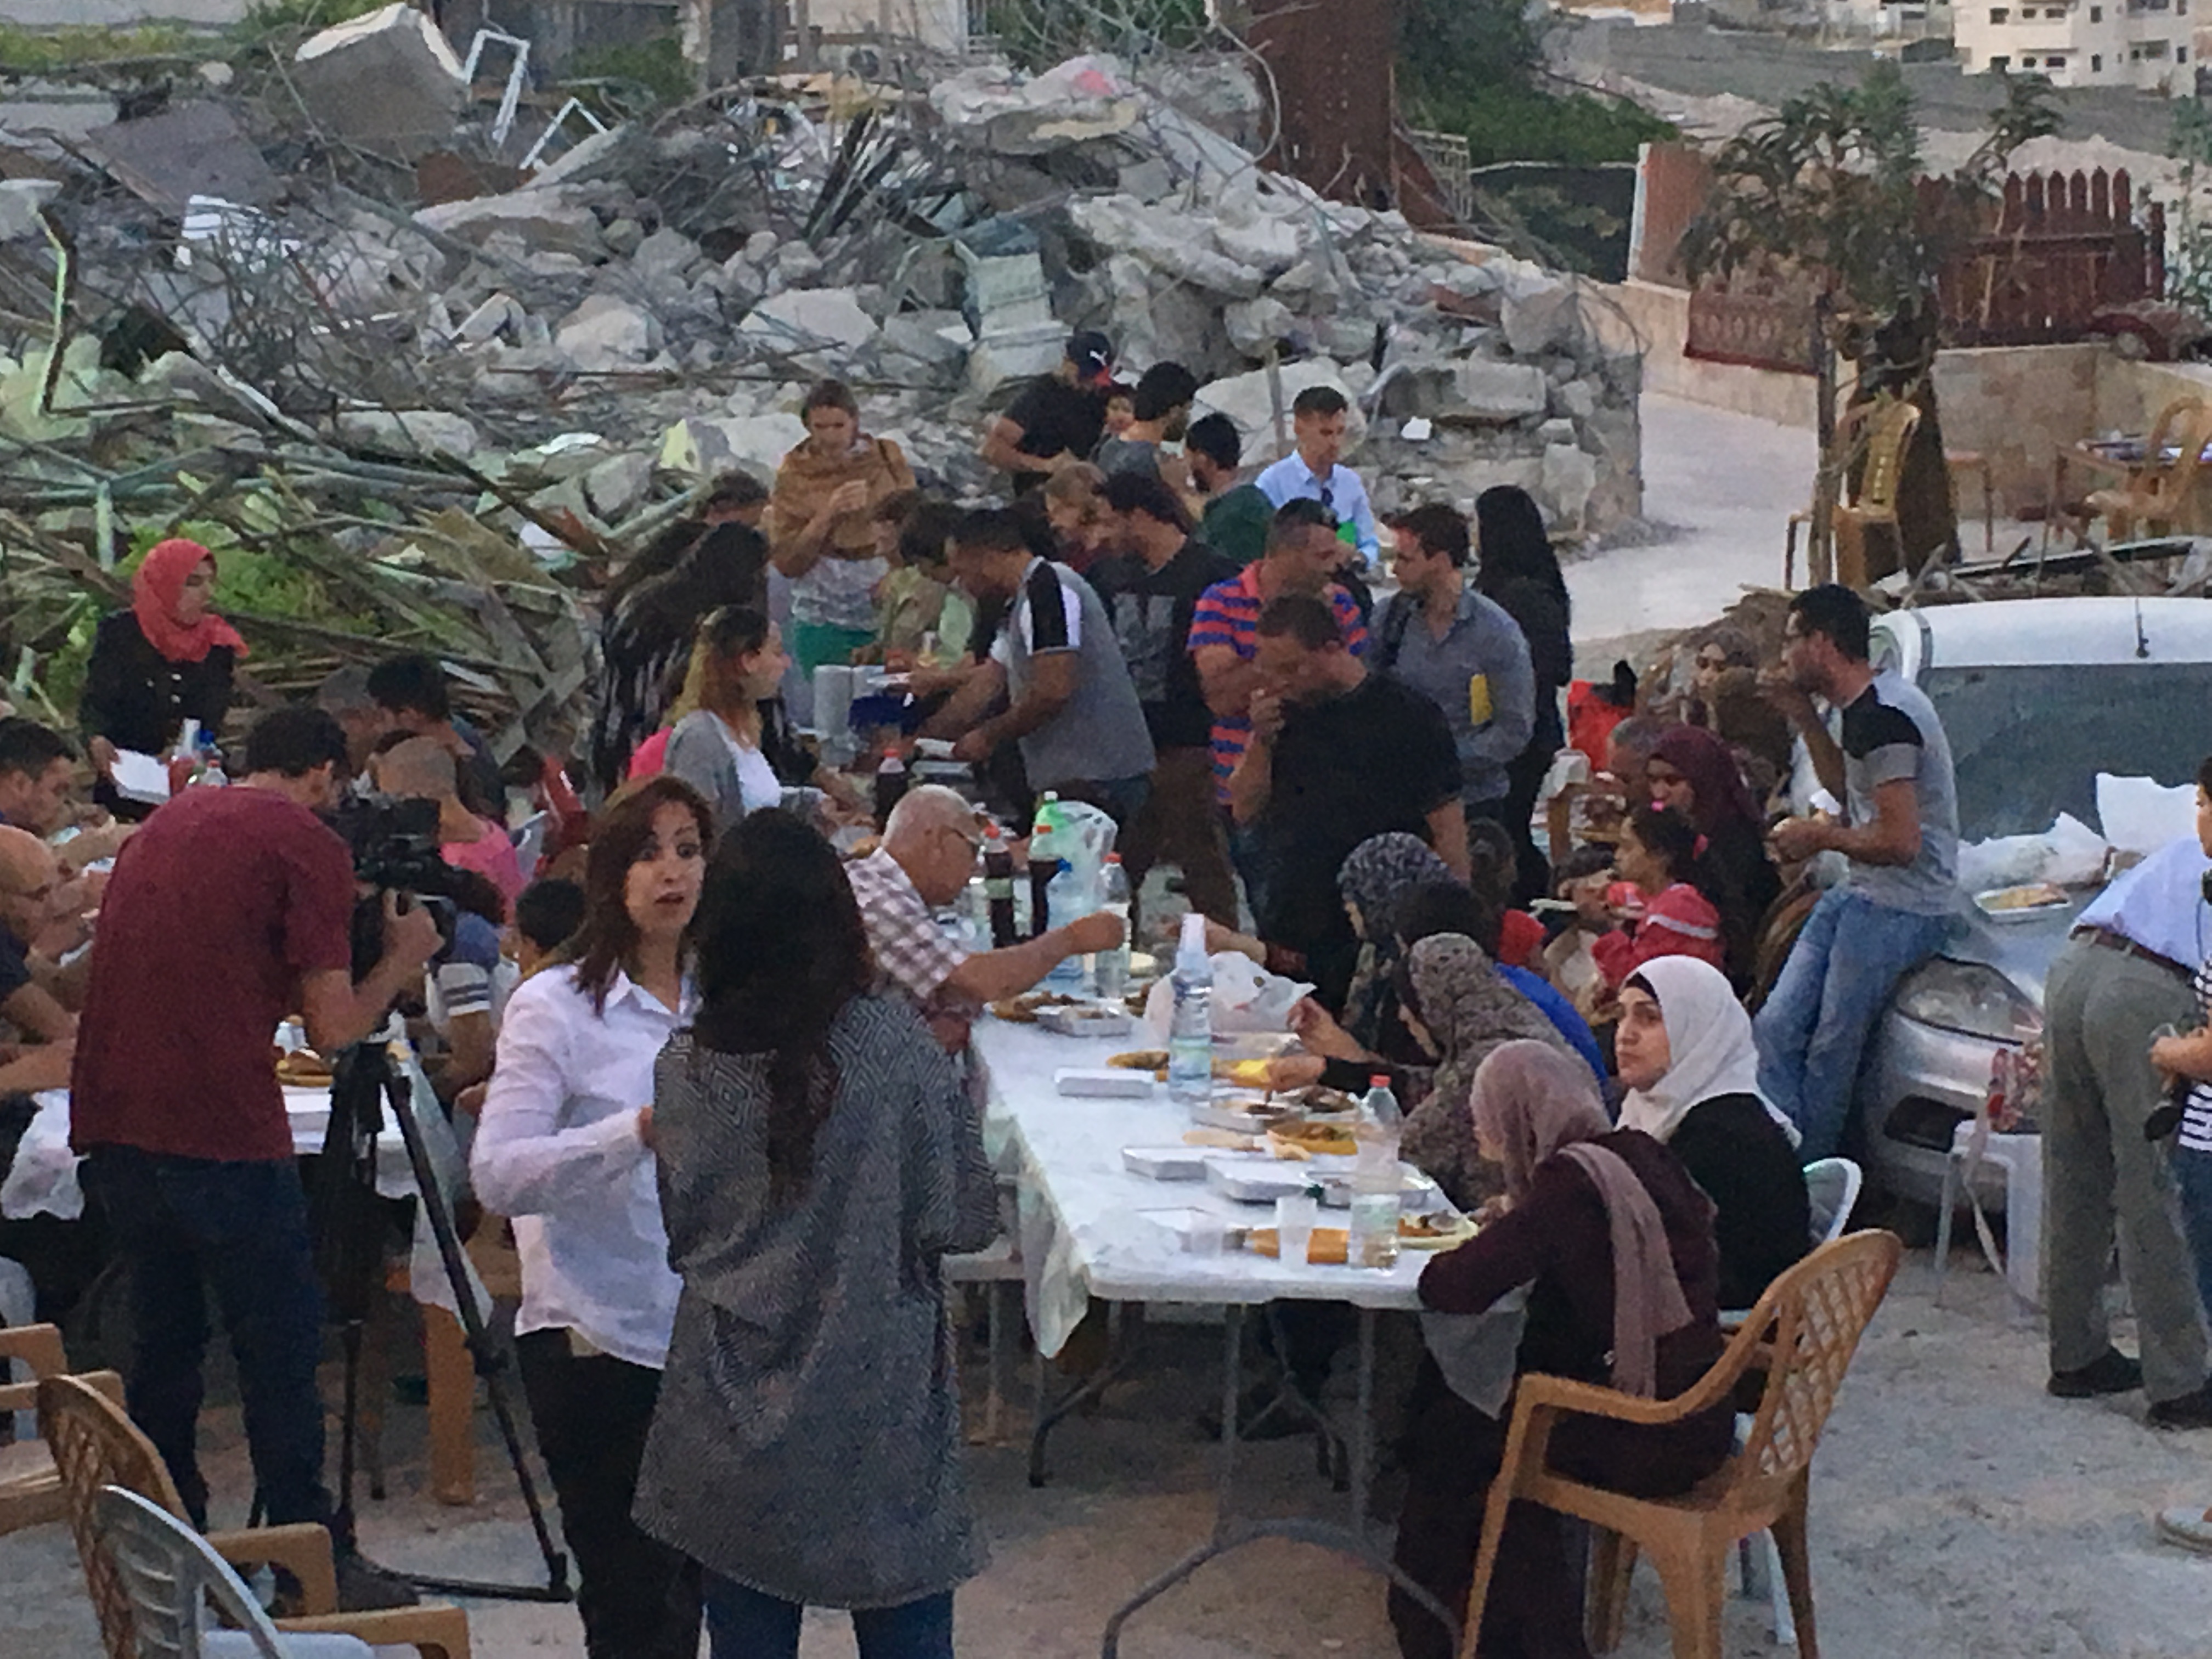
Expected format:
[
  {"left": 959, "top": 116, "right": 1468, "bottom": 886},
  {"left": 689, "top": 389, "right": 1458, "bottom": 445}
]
[
  {"left": 1, "top": 1086, "right": 416, "bottom": 1222},
  {"left": 974, "top": 1019, "right": 1439, "bottom": 1359}
]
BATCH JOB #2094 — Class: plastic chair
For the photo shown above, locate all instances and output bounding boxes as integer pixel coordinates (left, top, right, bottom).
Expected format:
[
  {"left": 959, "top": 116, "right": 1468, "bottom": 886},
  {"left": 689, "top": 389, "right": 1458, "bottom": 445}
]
[
  {"left": 1933, "top": 1110, "right": 2042, "bottom": 1311},
  {"left": 1785, "top": 397, "right": 1921, "bottom": 588},
  {"left": 92, "top": 1484, "right": 376, "bottom": 1658},
  {"left": 2084, "top": 396, "right": 2212, "bottom": 541},
  {"left": 1460, "top": 1231, "right": 1904, "bottom": 1659},
  {"left": 0, "top": 1323, "right": 123, "bottom": 1539},
  {"left": 38, "top": 1374, "right": 472, "bottom": 1659},
  {"left": 1732, "top": 1157, "right": 1863, "bottom": 1645},
  {"left": 1801, "top": 1158, "right": 1863, "bottom": 1248}
]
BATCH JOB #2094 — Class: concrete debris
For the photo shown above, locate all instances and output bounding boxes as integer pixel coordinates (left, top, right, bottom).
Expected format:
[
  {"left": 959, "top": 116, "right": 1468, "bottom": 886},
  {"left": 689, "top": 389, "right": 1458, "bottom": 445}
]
[
  {"left": 335, "top": 408, "right": 482, "bottom": 458},
  {"left": 932, "top": 55, "right": 1143, "bottom": 155},
  {"left": 554, "top": 294, "right": 663, "bottom": 371},
  {"left": 291, "top": 3, "right": 469, "bottom": 159},
  {"left": 738, "top": 287, "right": 880, "bottom": 354}
]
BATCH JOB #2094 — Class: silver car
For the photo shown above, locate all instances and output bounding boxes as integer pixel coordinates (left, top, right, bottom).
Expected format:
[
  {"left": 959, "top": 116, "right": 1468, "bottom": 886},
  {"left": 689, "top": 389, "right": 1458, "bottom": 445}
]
[{"left": 1854, "top": 597, "right": 2212, "bottom": 1206}]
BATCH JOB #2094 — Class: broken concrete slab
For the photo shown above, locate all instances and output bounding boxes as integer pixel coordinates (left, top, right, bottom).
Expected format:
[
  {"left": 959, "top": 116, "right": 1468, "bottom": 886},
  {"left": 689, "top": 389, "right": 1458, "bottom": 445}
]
[
  {"left": 417, "top": 189, "right": 606, "bottom": 259},
  {"left": 631, "top": 227, "right": 703, "bottom": 281},
  {"left": 291, "top": 2, "right": 467, "bottom": 159},
  {"left": 1070, "top": 196, "right": 1266, "bottom": 300},
  {"left": 739, "top": 287, "right": 878, "bottom": 353},
  {"left": 555, "top": 294, "right": 661, "bottom": 370},
  {"left": 584, "top": 450, "right": 654, "bottom": 520},
  {"left": 659, "top": 413, "right": 809, "bottom": 479},
  {"left": 1451, "top": 360, "right": 1550, "bottom": 421},
  {"left": 83, "top": 103, "right": 278, "bottom": 213},
  {"left": 1194, "top": 359, "right": 1368, "bottom": 466},
  {"left": 1501, "top": 276, "right": 1585, "bottom": 359},
  {"left": 1223, "top": 296, "right": 1294, "bottom": 357},
  {"left": 335, "top": 408, "right": 479, "bottom": 458},
  {"left": 932, "top": 55, "right": 1142, "bottom": 156}
]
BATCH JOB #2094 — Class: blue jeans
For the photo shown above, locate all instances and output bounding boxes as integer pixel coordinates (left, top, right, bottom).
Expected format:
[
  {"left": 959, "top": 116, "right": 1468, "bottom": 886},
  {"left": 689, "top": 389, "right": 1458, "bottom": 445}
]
[
  {"left": 81, "top": 1147, "right": 331, "bottom": 1534},
  {"left": 1753, "top": 887, "right": 1953, "bottom": 1161},
  {"left": 704, "top": 1573, "right": 953, "bottom": 1659},
  {"left": 2169, "top": 1142, "right": 2212, "bottom": 1336}
]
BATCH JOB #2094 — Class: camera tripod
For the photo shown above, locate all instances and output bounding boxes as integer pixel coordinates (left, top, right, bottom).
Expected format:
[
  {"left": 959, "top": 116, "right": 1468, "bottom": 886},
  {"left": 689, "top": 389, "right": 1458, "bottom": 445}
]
[{"left": 313, "top": 1028, "right": 571, "bottom": 1602}]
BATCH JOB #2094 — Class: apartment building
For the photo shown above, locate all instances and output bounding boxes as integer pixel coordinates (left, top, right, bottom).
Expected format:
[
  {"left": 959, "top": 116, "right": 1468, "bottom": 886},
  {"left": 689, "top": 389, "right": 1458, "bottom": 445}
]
[{"left": 1956, "top": 0, "right": 2195, "bottom": 93}]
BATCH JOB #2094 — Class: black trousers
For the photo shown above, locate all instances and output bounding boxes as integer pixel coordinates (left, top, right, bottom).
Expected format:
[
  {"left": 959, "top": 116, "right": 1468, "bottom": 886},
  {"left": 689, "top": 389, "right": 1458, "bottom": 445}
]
[
  {"left": 516, "top": 1330, "right": 702, "bottom": 1659},
  {"left": 82, "top": 1147, "right": 332, "bottom": 1537}
]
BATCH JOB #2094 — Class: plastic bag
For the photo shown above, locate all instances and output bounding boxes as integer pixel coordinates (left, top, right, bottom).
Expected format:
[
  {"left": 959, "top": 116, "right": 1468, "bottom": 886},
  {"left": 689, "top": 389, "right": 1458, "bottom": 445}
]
[
  {"left": 2098, "top": 772, "right": 2197, "bottom": 856},
  {"left": 1142, "top": 951, "right": 1316, "bottom": 1038}
]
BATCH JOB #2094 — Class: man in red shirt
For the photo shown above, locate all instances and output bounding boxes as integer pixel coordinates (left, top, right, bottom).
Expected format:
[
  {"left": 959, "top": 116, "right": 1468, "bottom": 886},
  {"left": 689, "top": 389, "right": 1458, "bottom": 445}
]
[{"left": 71, "top": 707, "right": 438, "bottom": 1583}]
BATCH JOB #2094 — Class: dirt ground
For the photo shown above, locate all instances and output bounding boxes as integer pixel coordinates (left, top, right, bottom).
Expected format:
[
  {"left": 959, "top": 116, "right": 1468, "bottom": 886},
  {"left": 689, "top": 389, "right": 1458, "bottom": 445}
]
[{"left": 9, "top": 1239, "right": 2212, "bottom": 1659}]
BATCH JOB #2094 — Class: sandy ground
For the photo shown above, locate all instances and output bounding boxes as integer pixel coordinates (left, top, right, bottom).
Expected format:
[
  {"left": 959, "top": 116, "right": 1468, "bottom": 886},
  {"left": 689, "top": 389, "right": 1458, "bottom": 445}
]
[{"left": 11, "top": 1248, "right": 2212, "bottom": 1657}]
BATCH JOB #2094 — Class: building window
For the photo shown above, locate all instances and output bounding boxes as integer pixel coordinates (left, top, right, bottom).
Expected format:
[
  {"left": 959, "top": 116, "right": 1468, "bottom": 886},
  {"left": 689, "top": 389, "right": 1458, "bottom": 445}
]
[
  {"left": 1991, "top": 53, "right": 2012, "bottom": 68},
  {"left": 2092, "top": 50, "right": 2103, "bottom": 65},
  {"left": 1990, "top": 5, "right": 2008, "bottom": 18},
  {"left": 2181, "top": 43, "right": 2190, "bottom": 57},
  {"left": 2047, "top": 53, "right": 2067, "bottom": 65},
  {"left": 2147, "top": 37, "right": 2170, "bottom": 54},
  {"left": 2090, "top": 3, "right": 2101, "bottom": 15}
]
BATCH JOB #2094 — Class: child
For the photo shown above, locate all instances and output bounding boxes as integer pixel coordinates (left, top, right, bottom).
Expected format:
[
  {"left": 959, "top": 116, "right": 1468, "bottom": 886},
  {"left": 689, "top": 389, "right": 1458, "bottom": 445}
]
[
  {"left": 1543, "top": 843, "right": 1615, "bottom": 1011},
  {"left": 1469, "top": 817, "right": 1546, "bottom": 971},
  {"left": 873, "top": 495, "right": 970, "bottom": 667},
  {"left": 507, "top": 876, "right": 586, "bottom": 983},
  {"left": 1590, "top": 803, "right": 1727, "bottom": 993},
  {"left": 1102, "top": 382, "right": 1136, "bottom": 439}
]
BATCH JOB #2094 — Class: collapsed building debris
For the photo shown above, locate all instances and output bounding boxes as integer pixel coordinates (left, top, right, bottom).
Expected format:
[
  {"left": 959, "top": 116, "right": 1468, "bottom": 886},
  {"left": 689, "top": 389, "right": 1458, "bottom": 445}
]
[{"left": 0, "top": 22, "right": 1643, "bottom": 756}]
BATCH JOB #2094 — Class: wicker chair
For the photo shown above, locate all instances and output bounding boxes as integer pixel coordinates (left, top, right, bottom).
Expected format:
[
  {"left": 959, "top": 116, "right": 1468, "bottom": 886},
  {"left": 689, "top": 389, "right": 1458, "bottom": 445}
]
[
  {"left": 0, "top": 1323, "right": 122, "bottom": 1538},
  {"left": 37, "top": 1374, "right": 472, "bottom": 1659},
  {"left": 1458, "top": 1229, "right": 1904, "bottom": 1659}
]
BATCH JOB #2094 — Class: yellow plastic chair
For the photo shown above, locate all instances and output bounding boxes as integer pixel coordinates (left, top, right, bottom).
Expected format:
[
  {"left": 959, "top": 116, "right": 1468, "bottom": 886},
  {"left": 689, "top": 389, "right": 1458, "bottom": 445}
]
[{"left": 1785, "top": 398, "right": 1922, "bottom": 588}]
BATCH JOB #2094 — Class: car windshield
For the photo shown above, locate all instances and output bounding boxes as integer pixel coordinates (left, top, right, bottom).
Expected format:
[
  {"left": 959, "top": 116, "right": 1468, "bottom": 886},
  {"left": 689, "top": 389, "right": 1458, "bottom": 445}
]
[{"left": 1917, "top": 661, "right": 2212, "bottom": 839}]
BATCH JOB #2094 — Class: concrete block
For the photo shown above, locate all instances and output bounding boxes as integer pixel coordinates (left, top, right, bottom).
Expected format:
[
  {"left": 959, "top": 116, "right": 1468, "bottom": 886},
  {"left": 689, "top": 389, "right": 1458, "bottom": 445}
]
[
  {"left": 336, "top": 408, "right": 479, "bottom": 458},
  {"left": 290, "top": 2, "right": 466, "bottom": 159},
  {"left": 740, "top": 287, "right": 879, "bottom": 352},
  {"left": 555, "top": 294, "right": 660, "bottom": 370}
]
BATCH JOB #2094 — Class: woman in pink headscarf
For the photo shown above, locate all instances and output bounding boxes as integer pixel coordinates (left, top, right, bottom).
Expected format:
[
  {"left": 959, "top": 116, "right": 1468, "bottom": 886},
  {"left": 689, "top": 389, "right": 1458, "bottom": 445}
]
[
  {"left": 1389, "top": 1040, "right": 1734, "bottom": 1659},
  {"left": 81, "top": 539, "right": 245, "bottom": 819}
]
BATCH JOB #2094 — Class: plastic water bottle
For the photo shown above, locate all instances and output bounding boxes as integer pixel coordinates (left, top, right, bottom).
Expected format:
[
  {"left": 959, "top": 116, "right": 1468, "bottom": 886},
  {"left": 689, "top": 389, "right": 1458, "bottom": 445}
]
[
  {"left": 1094, "top": 854, "right": 1132, "bottom": 1003},
  {"left": 1348, "top": 1074, "right": 1403, "bottom": 1269},
  {"left": 1044, "top": 860, "right": 1093, "bottom": 992},
  {"left": 1167, "top": 910, "right": 1214, "bottom": 1108}
]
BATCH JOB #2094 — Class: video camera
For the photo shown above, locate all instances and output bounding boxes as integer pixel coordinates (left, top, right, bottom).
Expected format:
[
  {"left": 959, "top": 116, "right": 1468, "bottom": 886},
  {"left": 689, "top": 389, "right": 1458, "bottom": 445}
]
[{"left": 326, "top": 794, "right": 466, "bottom": 980}]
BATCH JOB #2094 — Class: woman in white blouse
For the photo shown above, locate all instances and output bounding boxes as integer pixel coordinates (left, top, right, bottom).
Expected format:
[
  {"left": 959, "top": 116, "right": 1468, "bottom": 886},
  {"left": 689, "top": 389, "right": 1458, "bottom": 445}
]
[
  {"left": 470, "top": 774, "right": 710, "bottom": 1659},
  {"left": 662, "top": 605, "right": 854, "bottom": 840}
]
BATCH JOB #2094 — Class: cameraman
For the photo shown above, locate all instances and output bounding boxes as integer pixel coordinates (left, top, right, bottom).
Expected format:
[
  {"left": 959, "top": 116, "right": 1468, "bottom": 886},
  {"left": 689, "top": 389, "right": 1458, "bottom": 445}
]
[{"left": 70, "top": 707, "right": 438, "bottom": 1605}]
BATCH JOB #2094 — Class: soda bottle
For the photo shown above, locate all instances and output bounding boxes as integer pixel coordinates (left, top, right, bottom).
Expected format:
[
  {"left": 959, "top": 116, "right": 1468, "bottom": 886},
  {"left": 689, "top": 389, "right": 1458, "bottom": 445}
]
[
  {"left": 1027, "top": 792, "right": 1061, "bottom": 941},
  {"left": 871, "top": 746, "right": 909, "bottom": 828},
  {"left": 1094, "top": 854, "right": 1132, "bottom": 1003},
  {"left": 1167, "top": 910, "right": 1214, "bottom": 1108},
  {"left": 1349, "top": 1074, "right": 1403, "bottom": 1269},
  {"left": 983, "top": 826, "right": 1018, "bottom": 948}
]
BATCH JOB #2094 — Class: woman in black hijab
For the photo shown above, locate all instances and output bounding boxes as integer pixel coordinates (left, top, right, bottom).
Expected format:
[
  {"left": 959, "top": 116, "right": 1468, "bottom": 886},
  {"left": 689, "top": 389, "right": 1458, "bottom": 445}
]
[{"left": 1474, "top": 486, "right": 1572, "bottom": 905}]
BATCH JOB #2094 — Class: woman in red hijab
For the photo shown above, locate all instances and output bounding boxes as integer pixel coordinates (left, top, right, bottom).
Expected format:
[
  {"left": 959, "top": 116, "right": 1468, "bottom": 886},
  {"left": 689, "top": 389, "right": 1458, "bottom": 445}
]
[
  {"left": 81, "top": 539, "right": 245, "bottom": 819},
  {"left": 1645, "top": 724, "right": 1780, "bottom": 990}
]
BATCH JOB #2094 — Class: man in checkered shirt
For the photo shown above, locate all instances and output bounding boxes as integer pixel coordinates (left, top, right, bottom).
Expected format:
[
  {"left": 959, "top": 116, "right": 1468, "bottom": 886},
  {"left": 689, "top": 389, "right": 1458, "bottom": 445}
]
[{"left": 847, "top": 785, "right": 1125, "bottom": 1050}]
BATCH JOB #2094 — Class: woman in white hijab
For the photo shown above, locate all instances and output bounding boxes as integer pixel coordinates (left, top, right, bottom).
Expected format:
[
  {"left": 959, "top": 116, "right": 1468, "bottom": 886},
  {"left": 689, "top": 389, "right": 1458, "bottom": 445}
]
[{"left": 1613, "top": 955, "right": 1811, "bottom": 1310}]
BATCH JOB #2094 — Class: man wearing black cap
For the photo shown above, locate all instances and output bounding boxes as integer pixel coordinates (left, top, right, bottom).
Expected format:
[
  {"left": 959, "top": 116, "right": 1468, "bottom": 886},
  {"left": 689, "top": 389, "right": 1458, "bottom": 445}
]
[{"left": 980, "top": 331, "right": 1115, "bottom": 494}]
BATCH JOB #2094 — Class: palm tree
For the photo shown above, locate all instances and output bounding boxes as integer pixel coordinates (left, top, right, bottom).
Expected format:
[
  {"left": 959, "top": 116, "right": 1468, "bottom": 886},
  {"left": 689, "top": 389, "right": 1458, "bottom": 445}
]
[{"left": 1680, "top": 63, "right": 2058, "bottom": 583}]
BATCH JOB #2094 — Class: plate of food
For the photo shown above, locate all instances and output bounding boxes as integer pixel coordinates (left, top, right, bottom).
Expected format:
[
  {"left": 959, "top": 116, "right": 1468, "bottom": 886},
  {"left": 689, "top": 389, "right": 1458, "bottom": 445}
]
[
  {"left": 274, "top": 1047, "right": 334, "bottom": 1086},
  {"left": 1243, "top": 1213, "right": 1472, "bottom": 1262},
  {"left": 1109, "top": 1047, "right": 1169, "bottom": 1073},
  {"left": 1264, "top": 1120, "right": 1359, "bottom": 1159},
  {"left": 1972, "top": 882, "right": 2072, "bottom": 922},
  {"left": 990, "top": 990, "right": 1082, "bottom": 1023}
]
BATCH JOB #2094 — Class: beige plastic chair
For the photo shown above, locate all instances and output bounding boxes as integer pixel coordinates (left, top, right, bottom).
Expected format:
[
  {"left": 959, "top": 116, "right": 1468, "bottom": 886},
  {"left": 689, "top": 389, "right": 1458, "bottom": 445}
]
[
  {"left": 0, "top": 1322, "right": 123, "bottom": 1538},
  {"left": 1785, "top": 397, "right": 1922, "bottom": 589},
  {"left": 1458, "top": 1229, "right": 1903, "bottom": 1659},
  {"left": 2085, "top": 395, "right": 2212, "bottom": 541},
  {"left": 38, "top": 1373, "right": 472, "bottom": 1659}
]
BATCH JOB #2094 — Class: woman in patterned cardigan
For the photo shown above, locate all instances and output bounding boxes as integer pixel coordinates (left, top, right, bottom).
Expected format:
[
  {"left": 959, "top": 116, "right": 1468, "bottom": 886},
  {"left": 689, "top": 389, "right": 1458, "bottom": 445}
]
[{"left": 634, "top": 809, "right": 999, "bottom": 1659}]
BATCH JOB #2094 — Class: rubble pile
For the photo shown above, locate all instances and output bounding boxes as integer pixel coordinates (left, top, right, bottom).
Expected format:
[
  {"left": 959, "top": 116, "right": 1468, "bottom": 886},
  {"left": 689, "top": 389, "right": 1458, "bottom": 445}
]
[{"left": 0, "top": 16, "right": 1644, "bottom": 747}]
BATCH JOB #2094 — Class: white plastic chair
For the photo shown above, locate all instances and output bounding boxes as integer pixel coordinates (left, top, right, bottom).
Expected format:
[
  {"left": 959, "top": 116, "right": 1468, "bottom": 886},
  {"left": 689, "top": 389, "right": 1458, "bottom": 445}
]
[
  {"left": 507, "top": 810, "right": 551, "bottom": 883},
  {"left": 1933, "top": 1111, "right": 2043, "bottom": 1310},
  {"left": 1735, "top": 1156, "right": 1863, "bottom": 1646},
  {"left": 91, "top": 1483, "right": 376, "bottom": 1658},
  {"left": 0, "top": 1255, "right": 36, "bottom": 1440},
  {"left": 1803, "top": 1156, "right": 1863, "bottom": 1245}
]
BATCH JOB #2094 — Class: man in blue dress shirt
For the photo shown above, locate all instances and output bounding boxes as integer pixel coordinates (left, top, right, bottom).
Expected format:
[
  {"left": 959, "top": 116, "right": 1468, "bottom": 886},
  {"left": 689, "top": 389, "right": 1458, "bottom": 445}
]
[{"left": 1254, "top": 386, "right": 1380, "bottom": 567}]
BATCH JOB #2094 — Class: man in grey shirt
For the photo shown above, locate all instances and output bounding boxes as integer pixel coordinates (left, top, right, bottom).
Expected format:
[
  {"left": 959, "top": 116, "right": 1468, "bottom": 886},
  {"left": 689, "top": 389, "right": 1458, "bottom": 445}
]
[
  {"left": 1373, "top": 504, "right": 1536, "bottom": 820},
  {"left": 939, "top": 508, "right": 1156, "bottom": 824},
  {"left": 1754, "top": 583, "right": 1959, "bottom": 1159},
  {"left": 1092, "top": 361, "right": 1198, "bottom": 488}
]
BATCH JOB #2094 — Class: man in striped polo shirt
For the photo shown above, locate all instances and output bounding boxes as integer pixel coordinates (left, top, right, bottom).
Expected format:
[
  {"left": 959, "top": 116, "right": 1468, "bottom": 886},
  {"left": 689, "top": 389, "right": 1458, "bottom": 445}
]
[{"left": 1189, "top": 500, "right": 1368, "bottom": 916}]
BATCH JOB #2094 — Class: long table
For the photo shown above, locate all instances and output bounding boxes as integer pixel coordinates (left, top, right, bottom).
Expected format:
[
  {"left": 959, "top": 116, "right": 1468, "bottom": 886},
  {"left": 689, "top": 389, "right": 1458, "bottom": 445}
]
[
  {"left": 973, "top": 1015, "right": 1517, "bottom": 1655},
  {"left": 2, "top": 1087, "right": 415, "bottom": 1222}
]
